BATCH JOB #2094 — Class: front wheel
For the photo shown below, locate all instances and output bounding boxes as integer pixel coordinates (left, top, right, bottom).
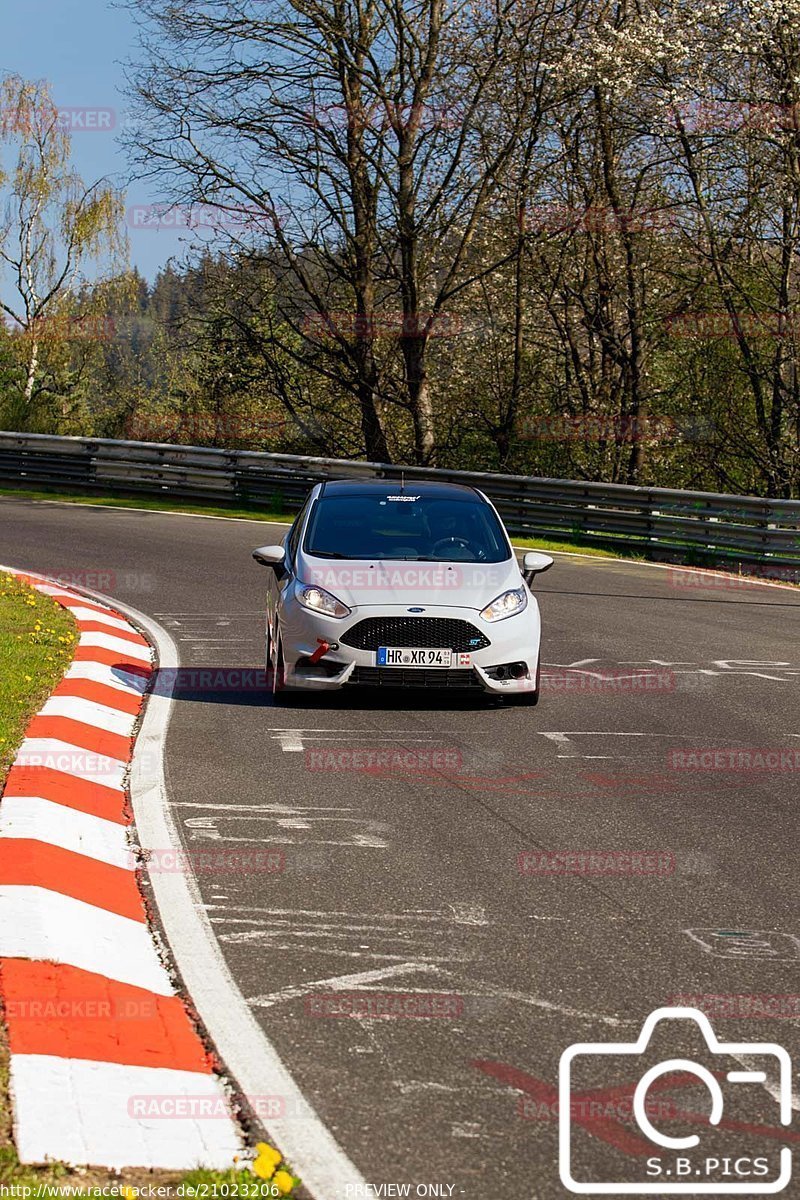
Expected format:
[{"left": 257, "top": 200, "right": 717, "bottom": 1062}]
[
  {"left": 269, "top": 625, "right": 299, "bottom": 704},
  {"left": 266, "top": 620, "right": 286, "bottom": 694}
]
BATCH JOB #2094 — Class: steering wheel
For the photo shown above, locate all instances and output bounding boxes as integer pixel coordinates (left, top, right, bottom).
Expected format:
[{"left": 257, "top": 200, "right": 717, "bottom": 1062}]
[{"left": 432, "top": 536, "right": 474, "bottom": 557}]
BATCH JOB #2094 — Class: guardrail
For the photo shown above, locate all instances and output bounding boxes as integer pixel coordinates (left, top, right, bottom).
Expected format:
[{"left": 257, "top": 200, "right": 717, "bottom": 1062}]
[{"left": 1, "top": 430, "right": 798, "bottom": 576}]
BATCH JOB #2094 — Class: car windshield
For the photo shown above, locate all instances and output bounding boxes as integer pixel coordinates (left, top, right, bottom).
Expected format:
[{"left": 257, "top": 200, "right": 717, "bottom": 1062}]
[{"left": 303, "top": 492, "right": 512, "bottom": 562}]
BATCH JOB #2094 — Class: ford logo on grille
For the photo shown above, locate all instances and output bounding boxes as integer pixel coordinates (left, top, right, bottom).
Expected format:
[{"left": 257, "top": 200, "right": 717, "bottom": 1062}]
[{"left": 407, "top": 607, "right": 425, "bottom": 612}]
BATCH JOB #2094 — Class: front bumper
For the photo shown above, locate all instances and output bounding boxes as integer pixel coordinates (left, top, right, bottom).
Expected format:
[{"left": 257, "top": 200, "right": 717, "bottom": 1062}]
[{"left": 275, "top": 602, "right": 541, "bottom": 695}]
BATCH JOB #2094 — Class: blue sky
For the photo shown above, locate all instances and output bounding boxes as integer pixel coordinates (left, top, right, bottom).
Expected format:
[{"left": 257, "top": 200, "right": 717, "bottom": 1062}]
[{"left": 1, "top": 0, "right": 189, "bottom": 284}]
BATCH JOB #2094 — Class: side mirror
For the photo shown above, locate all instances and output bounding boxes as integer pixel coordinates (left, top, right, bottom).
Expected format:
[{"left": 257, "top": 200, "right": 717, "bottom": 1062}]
[
  {"left": 253, "top": 544, "right": 287, "bottom": 573},
  {"left": 522, "top": 551, "right": 554, "bottom": 580}
]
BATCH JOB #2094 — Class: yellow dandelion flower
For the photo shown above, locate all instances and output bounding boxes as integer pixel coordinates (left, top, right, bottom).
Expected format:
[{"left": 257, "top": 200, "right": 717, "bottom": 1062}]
[{"left": 252, "top": 1142, "right": 282, "bottom": 1180}]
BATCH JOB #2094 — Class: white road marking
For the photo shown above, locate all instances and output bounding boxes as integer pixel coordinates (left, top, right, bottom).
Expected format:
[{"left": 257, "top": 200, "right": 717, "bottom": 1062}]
[
  {"left": 115, "top": 594, "right": 370, "bottom": 1195},
  {"left": 539, "top": 731, "right": 686, "bottom": 736},
  {"left": 274, "top": 731, "right": 444, "bottom": 739},
  {"left": 177, "top": 637, "right": 250, "bottom": 643},
  {"left": 452, "top": 1122, "right": 482, "bottom": 1138},
  {"left": 182, "top": 809, "right": 389, "bottom": 849},
  {"left": 11, "top": 1056, "right": 242, "bottom": 1170},
  {"left": 175, "top": 803, "right": 355, "bottom": 813},
  {"left": 249, "top": 963, "right": 434, "bottom": 1008},
  {"left": 539, "top": 732, "right": 580, "bottom": 756},
  {"left": 246, "top": 956, "right": 629, "bottom": 1027},
  {"left": 219, "top": 942, "right": 469, "bottom": 963},
  {"left": 213, "top": 908, "right": 474, "bottom": 963},
  {"left": 449, "top": 904, "right": 488, "bottom": 926},
  {"left": 0, "top": 796, "right": 133, "bottom": 870},
  {"left": 685, "top": 929, "right": 800, "bottom": 961},
  {"left": 216, "top": 922, "right": 453, "bottom": 937},
  {"left": 277, "top": 730, "right": 304, "bottom": 752},
  {"left": 539, "top": 731, "right": 697, "bottom": 758},
  {"left": 203, "top": 905, "right": 481, "bottom": 922}
]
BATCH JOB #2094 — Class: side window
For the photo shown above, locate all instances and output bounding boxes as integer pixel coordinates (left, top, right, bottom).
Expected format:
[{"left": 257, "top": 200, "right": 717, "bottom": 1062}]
[{"left": 286, "top": 495, "right": 313, "bottom": 566}]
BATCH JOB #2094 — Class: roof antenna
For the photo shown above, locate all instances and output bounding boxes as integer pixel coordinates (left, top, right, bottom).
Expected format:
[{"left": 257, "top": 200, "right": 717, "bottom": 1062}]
[{"left": 400, "top": 470, "right": 405, "bottom": 493}]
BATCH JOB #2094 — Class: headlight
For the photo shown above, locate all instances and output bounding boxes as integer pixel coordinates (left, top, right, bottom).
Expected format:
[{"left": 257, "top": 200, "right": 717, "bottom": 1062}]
[
  {"left": 479, "top": 587, "right": 527, "bottom": 622},
  {"left": 297, "top": 583, "right": 351, "bottom": 618}
]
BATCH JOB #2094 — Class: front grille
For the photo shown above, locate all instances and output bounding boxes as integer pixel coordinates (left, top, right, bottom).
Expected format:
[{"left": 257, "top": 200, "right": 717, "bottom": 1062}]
[
  {"left": 341, "top": 617, "right": 490, "bottom": 653},
  {"left": 349, "top": 666, "right": 482, "bottom": 689}
]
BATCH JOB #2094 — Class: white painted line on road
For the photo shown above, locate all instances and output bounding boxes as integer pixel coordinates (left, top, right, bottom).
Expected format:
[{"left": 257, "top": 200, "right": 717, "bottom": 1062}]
[
  {"left": 108, "top": 593, "right": 370, "bottom": 1196},
  {"left": 204, "top": 905, "right": 481, "bottom": 921},
  {"left": 175, "top": 803, "right": 355, "bottom": 812},
  {"left": 270, "top": 960, "right": 631, "bottom": 1028},
  {"left": 249, "top": 962, "right": 436, "bottom": 1008},
  {"left": 539, "top": 732, "right": 579, "bottom": 755},
  {"left": 269, "top": 726, "right": 442, "bottom": 732},
  {"left": 277, "top": 730, "right": 304, "bottom": 751}
]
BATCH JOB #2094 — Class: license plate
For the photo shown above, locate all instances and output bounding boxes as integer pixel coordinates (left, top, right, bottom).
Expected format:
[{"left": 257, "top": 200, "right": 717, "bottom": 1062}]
[{"left": 377, "top": 646, "right": 452, "bottom": 668}]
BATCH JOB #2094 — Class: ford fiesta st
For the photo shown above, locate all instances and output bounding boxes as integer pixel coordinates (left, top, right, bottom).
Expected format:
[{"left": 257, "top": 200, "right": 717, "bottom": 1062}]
[{"left": 253, "top": 479, "right": 553, "bottom": 701}]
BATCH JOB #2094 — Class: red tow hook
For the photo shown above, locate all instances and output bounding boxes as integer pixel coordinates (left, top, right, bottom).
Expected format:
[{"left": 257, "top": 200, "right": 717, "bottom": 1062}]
[{"left": 308, "top": 639, "right": 331, "bottom": 664}]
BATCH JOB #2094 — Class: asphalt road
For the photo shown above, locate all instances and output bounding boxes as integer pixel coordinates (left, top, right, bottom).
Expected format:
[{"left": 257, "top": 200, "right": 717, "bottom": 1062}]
[{"left": 2, "top": 495, "right": 800, "bottom": 1197}]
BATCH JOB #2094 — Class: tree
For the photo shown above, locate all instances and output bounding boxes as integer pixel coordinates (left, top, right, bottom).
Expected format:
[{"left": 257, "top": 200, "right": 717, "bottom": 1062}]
[
  {"left": 0, "top": 76, "right": 127, "bottom": 426},
  {"left": 125, "top": 0, "right": 565, "bottom": 464}
]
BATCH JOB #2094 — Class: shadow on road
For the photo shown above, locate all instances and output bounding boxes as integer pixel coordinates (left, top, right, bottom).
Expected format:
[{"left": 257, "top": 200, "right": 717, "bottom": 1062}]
[{"left": 127, "top": 664, "right": 508, "bottom": 712}]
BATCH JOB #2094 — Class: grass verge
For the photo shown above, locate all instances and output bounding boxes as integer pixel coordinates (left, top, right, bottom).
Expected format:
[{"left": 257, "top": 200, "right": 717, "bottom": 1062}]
[
  {"left": 0, "top": 571, "right": 300, "bottom": 1196},
  {"left": 0, "top": 486, "right": 293, "bottom": 526},
  {"left": 0, "top": 573, "right": 78, "bottom": 783},
  {"left": 510, "top": 534, "right": 640, "bottom": 560}
]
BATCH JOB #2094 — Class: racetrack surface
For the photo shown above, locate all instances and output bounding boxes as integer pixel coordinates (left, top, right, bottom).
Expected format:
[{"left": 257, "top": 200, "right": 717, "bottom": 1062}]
[{"left": 2, "top": 496, "right": 800, "bottom": 1197}]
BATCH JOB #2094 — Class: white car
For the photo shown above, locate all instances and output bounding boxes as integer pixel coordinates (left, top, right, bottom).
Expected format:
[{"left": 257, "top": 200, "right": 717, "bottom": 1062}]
[{"left": 253, "top": 479, "right": 553, "bottom": 701}]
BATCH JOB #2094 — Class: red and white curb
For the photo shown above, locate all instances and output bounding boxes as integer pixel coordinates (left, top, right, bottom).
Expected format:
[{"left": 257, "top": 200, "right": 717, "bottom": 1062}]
[{"left": 0, "top": 567, "right": 243, "bottom": 1170}]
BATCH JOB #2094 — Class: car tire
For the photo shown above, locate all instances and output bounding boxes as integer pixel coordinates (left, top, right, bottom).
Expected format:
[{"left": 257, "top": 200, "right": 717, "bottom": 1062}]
[
  {"left": 266, "top": 622, "right": 287, "bottom": 693},
  {"left": 271, "top": 630, "right": 299, "bottom": 704}
]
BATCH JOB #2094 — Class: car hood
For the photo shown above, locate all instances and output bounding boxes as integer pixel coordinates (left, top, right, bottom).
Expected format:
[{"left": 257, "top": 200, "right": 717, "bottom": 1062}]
[{"left": 296, "top": 553, "right": 522, "bottom": 610}]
